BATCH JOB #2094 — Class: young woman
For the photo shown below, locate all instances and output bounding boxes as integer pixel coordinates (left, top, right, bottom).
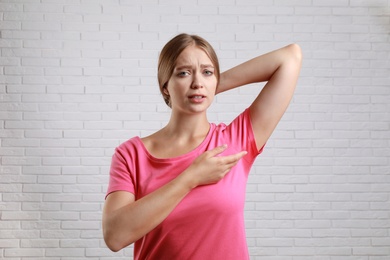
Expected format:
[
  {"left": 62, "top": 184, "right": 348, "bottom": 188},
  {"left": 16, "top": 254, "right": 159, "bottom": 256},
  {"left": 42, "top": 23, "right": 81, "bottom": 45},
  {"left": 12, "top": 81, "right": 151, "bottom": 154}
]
[{"left": 102, "top": 33, "right": 302, "bottom": 259}]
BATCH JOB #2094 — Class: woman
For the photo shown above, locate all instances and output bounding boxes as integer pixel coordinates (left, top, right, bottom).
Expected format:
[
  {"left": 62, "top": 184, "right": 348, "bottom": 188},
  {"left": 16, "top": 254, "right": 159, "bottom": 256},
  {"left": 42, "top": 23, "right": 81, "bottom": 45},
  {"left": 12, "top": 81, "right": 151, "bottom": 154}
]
[{"left": 103, "top": 33, "right": 302, "bottom": 259}]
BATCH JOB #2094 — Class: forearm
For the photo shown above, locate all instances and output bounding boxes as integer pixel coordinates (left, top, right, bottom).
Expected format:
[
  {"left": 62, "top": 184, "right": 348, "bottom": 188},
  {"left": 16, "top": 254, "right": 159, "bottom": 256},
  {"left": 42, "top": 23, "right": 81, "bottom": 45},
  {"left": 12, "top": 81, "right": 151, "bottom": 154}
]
[
  {"left": 103, "top": 145, "right": 247, "bottom": 252},
  {"left": 217, "top": 44, "right": 301, "bottom": 94},
  {"left": 103, "top": 171, "right": 195, "bottom": 251}
]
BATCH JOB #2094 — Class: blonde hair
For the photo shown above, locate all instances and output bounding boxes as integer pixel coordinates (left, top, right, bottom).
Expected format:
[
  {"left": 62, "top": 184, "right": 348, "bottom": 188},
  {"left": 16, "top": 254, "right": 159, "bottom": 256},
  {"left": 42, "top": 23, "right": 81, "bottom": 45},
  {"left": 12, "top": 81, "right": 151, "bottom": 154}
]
[{"left": 157, "top": 33, "right": 220, "bottom": 107}]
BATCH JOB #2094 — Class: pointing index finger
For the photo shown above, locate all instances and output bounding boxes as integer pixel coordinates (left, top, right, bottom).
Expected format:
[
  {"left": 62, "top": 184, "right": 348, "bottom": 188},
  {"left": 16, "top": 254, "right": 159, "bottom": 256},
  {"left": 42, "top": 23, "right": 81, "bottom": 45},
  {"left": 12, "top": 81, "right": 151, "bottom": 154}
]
[{"left": 223, "top": 150, "right": 247, "bottom": 164}]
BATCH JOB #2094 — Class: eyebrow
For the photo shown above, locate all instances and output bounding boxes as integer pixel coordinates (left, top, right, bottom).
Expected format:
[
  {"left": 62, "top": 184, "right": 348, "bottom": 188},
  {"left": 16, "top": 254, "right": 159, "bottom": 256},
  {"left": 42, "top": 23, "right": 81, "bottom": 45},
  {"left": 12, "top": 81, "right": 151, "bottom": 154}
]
[{"left": 175, "top": 64, "right": 214, "bottom": 70}]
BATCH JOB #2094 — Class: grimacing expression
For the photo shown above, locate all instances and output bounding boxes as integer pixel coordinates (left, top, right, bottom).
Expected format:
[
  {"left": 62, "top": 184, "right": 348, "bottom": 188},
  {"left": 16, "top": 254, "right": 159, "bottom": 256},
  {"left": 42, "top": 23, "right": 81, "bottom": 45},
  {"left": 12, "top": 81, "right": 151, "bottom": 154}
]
[{"left": 165, "top": 45, "right": 218, "bottom": 114}]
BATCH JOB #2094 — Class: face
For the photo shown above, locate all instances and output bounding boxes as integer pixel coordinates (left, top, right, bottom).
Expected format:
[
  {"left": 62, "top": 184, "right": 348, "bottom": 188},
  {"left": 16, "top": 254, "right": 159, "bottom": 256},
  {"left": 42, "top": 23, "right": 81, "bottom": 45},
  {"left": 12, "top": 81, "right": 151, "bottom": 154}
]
[{"left": 165, "top": 45, "right": 217, "bottom": 114}]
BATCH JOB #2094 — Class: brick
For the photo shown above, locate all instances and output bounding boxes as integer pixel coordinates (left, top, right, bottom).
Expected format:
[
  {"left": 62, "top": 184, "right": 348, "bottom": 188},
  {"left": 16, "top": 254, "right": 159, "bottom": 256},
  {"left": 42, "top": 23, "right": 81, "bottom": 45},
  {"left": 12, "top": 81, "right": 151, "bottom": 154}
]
[
  {"left": 45, "top": 248, "right": 85, "bottom": 257},
  {"left": 23, "top": 202, "right": 61, "bottom": 214},
  {"left": 1, "top": 157, "right": 41, "bottom": 166},
  {"left": 24, "top": 130, "right": 63, "bottom": 138},
  {"left": 62, "top": 184, "right": 101, "bottom": 193},
  {"left": 0, "top": 239, "right": 19, "bottom": 248},
  {"left": 353, "top": 247, "right": 390, "bottom": 256},
  {"left": 1, "top": 211, "right": 40, "bottom": 220},
  {"left": 0, "top": 3, "right": 23, "bottom": 12},
  {"left": 63, "top": 130, "right": 102, "bottom": 139},
  {"left": 61, "top": 220, "right": 100, "bottom": 230},
  {"left": 45, "top": 67, "right": 82, "bottom": 76},
  {"left": 41, "top": 157, "right": 81, "bottom": 166},
  {"left": 0, "top": 202, "right": 20, "bottom": 212},
  {"left": 37, "top": 175, "right": 76, "bottom": 184},
  {"left": 2, "top": 193, "right": 41, "bottom": 202},
  {"left": 21, "top": 239, "right": 59, "bottom": 248},
  {"left": 22, "top": 21, "right": 61, "bottom": 31},
  {"left": 4, "top": 248, "right": 44, "bottom": 257},
  {"left": 0, "top": 230, "right": 40, "bottom": 239},
  {"left": 40, "top": 230, "right": 80, "bottom": 239},
  {"left": 62, "top": 22, "right": 99, "bottom": 32},
  {"left": 44, "top": 121, "right": 83, "bottom": 130},
  {"left": 0, "top": 165, "right": 22, "bottom": 175},
  {"left": 81, "top": 157, "right": 111, "bottom": 166},
  {"left": 103, "top": 4, "right": 140, "bottom": 15},
  {"left": 64, "top": 4, "right": 102, "bottom": 14},
  {"left": 0, "top": 21, "right": 20, "bottom": 30},
  {"left": 23, "top": 166, "right": 61, "bottom": 175},
  {"left": 22, "top": 184, "right": 62, "bottom": 193},
  {"left": 0, "top": 111, "right": 22, "bottom": 120},
  {"left": 21, "top": 221, "right": 60, "bottom": 230},
  {"left": 84, "top": 14, "right": 121, "bottom": 23}
]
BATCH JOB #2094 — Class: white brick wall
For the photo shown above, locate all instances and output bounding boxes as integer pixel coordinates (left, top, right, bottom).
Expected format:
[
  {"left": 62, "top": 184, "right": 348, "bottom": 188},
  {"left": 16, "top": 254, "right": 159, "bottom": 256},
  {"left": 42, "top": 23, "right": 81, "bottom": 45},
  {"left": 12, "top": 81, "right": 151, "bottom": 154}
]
[{"left": 1, "top": 0, "right": 389, "bottom": 259}]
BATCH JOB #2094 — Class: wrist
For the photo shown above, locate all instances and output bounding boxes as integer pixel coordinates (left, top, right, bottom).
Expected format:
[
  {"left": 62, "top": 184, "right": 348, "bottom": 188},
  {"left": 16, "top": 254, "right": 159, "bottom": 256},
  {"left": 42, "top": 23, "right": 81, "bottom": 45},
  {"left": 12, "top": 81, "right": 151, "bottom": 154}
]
[
  {"left": 178, "top": 168, "right": 198, "bottom": 191},
  {"left": 215, "top": 73, "right": 228, "bottom": 95}
]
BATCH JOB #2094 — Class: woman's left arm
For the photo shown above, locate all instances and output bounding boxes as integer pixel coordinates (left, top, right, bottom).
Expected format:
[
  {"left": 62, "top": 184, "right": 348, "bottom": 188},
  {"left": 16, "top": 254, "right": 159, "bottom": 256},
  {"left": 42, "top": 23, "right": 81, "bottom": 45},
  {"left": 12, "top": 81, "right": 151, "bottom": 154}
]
[{"left": 217, "top": 44, "right": 302, "bottom": 150}]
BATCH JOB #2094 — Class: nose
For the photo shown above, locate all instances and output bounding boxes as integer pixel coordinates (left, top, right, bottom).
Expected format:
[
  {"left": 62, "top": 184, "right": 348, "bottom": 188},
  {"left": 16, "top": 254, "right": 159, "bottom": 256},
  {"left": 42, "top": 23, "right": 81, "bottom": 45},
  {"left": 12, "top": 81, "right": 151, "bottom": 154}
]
[{"left": 191, "top": 72, "right": 203, "bottom": 89}]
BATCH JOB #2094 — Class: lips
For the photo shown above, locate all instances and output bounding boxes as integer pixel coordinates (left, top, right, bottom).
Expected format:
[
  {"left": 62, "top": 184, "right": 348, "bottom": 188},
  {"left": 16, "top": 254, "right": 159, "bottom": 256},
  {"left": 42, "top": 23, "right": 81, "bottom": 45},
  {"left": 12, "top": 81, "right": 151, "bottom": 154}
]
[{"left": 188, "top": 94, "right": 206, "bottom": 103}]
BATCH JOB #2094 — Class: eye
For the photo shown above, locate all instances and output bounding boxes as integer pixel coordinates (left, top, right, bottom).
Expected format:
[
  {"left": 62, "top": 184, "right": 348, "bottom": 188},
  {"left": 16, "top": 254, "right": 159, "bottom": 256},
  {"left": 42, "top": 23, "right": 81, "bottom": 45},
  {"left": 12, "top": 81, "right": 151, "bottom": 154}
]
[
  {"left": 204, "top": 70, "right": 213, "bottom": 76},
  {"left": 177, "top": 71, "right": 190, "bottom": 77}
]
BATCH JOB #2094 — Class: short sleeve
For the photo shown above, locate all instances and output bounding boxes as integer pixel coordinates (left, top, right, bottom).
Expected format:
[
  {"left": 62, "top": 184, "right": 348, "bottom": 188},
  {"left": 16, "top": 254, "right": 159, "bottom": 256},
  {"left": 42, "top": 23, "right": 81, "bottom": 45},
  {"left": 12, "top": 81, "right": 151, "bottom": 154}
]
[
  {"left": 224, "top": 108, "right": 265, "bottom": 162},
  {"left": 105, "top": 147, "right": 135, "bottom": 199}
]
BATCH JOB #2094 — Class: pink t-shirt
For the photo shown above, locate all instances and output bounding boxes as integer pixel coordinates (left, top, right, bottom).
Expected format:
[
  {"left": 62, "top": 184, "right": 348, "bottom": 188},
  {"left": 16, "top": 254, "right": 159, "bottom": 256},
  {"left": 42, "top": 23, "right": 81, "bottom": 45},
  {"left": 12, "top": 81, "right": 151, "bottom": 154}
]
[{"left": 107, "top": 109, "right": 263, "bottom": 259}]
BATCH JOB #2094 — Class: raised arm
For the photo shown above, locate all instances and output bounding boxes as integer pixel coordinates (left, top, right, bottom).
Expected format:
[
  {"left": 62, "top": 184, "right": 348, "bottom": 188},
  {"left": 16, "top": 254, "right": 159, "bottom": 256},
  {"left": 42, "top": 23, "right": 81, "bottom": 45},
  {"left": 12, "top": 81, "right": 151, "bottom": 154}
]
[{"left": 217, "top": 44, "right": 302, "bottom": 149}]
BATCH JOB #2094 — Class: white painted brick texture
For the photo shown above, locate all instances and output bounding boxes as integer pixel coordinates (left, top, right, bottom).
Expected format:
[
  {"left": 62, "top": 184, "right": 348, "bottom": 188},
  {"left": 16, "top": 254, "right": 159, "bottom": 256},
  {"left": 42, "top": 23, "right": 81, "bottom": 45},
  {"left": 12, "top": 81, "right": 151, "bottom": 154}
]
[{"left": 0, "top": 0, "right": 389, "bottom": 259}]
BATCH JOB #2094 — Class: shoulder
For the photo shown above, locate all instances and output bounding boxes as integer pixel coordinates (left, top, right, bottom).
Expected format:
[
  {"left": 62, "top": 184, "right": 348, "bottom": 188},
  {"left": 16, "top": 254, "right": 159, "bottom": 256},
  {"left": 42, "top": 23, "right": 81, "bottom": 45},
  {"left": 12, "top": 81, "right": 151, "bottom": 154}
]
[
  {"left": 219, "top": 109, "right": 251, "bottom": 131},
  {"left": 214, "top": 108, "right": 261, "bottom": 156},
  {"left": 209, "top": 109, "right": 251, "bottom": 137},
  {"left": 115, "top": 136, "right": 142, "bottom": 158},
  {"left": 117, "top": 136, "right": 140, "bottom": 148}
]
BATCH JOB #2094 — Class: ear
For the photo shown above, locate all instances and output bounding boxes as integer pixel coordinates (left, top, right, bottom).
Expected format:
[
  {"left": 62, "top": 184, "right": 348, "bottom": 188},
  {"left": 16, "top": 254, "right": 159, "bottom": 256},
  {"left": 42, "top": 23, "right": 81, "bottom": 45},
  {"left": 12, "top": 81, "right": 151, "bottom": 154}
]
[{"left": 163, "top": 85, "right": 169, "bottom": 96}]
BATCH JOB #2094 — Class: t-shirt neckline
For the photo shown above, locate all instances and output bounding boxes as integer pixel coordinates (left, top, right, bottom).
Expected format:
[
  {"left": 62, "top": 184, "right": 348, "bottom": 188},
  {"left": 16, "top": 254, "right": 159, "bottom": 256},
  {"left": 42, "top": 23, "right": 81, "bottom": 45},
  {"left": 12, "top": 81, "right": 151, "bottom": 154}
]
[{"left": 134, "top": 123, "right": 215, "bottom": 162}]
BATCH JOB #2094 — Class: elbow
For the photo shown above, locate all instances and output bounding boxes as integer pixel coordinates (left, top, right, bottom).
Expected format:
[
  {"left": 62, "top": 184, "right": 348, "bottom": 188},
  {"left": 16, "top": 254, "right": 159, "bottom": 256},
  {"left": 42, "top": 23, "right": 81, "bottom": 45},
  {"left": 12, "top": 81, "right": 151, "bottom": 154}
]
[
  {"left": 103, "top": 230, "right": 123, "bottom": 252},
  {"left": 287, "top": 43, "right": 303, "bottom": 63},
  {"left": 105, "top": 242, "right": 122, "bottom": 253},
  {"left": 103, "top": 226, "right": 135, "bottom": 252},
  {"left": 106, "top": 243, "right": 122, "bottom": 253}
]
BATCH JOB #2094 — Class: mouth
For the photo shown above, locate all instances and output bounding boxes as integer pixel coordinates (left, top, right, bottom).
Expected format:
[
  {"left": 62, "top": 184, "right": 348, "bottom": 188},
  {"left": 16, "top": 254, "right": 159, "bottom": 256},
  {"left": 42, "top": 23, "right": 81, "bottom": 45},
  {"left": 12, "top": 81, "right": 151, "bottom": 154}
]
[
  {"left": 189, "top": 95, "right": 205, "bottom": 99},
  {"left": 188, "top": 95, "right": 206, "bottom": 103}
]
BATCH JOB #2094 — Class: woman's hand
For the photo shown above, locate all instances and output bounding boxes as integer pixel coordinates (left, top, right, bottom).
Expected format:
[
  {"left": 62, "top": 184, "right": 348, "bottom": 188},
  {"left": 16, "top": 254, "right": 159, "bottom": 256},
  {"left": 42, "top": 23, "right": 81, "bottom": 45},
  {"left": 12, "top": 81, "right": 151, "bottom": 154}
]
[{"left": 182, "top": 145, "right": 247, "bottom": 188}]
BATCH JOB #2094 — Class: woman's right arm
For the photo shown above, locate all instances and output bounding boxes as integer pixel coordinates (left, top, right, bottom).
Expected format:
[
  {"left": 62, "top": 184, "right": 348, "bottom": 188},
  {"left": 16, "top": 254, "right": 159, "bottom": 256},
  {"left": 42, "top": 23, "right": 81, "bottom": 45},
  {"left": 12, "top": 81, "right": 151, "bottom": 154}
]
[{"left": 102, "top": 145, "right": 247, "bottom": 252}]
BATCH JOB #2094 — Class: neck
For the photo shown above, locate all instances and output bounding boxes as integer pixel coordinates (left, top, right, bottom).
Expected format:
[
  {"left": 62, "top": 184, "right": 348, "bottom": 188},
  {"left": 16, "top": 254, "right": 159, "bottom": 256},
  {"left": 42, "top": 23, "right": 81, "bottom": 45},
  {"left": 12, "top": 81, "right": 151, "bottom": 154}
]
[{"left": 163, "top": 111, "right": 210, "bottom": 140}]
